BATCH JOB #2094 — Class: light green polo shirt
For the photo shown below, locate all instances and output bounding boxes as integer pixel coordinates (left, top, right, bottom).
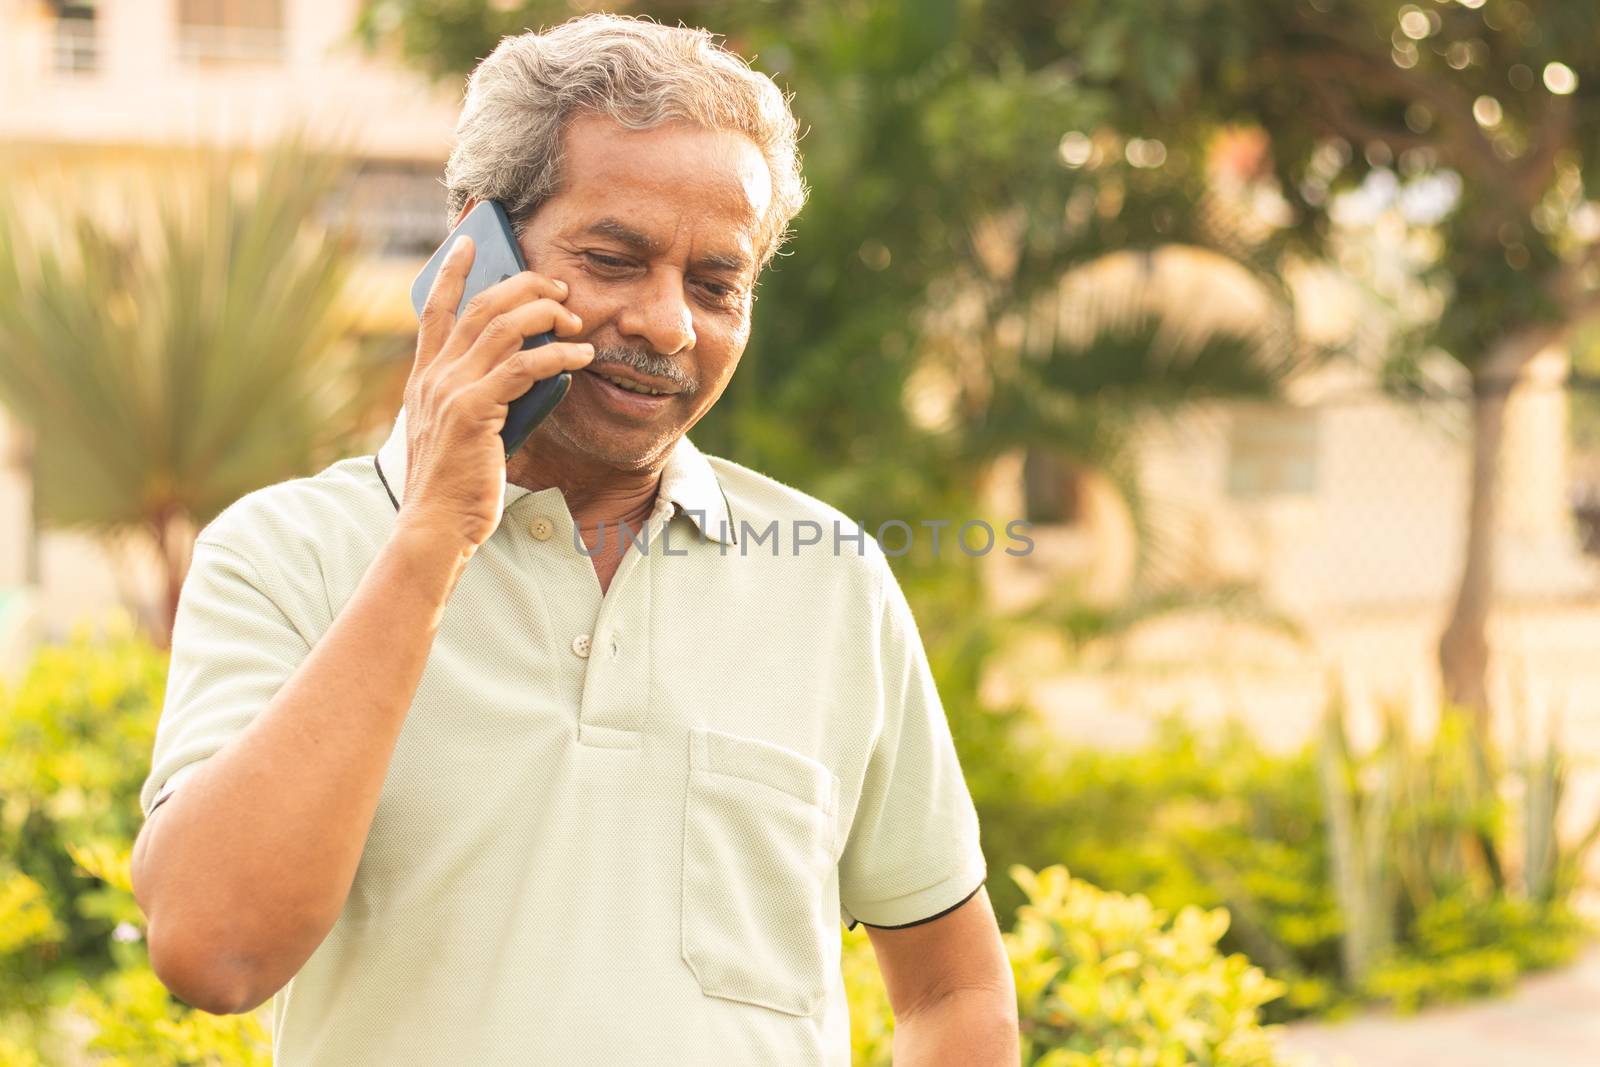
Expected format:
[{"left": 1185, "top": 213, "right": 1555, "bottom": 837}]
[{"left": 140, "top": 409, "right": 988, "bottom": 1066}]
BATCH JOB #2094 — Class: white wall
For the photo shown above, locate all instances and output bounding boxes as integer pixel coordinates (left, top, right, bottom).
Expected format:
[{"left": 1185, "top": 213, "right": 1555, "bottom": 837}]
[
  {"left": 1, "top": 0, "right": 462, "bottom": 160},
  {"left": 1129, "top": 361, "right": 1595, "bottom": 616}
]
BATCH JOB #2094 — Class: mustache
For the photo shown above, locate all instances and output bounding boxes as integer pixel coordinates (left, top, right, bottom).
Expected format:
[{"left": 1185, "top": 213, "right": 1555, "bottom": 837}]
[{"left": 589, "top": 344, "right": 698, "bottom": 394}]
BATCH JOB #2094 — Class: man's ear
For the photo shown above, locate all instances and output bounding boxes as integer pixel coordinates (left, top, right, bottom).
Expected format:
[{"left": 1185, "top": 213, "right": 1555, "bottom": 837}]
[{"left": 452, "top": 197, "right": 478, "bottom": 228}]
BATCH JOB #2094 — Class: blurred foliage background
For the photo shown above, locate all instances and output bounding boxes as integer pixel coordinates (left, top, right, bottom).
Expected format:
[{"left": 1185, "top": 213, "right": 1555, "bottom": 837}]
[{"left": 5, "top": 0, "right": 1600, "bottom": 1063}]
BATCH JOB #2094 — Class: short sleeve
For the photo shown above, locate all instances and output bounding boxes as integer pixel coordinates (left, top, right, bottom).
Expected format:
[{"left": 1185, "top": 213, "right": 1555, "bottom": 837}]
[
  {"left": 138, "top": 540, "right": 314, "bottom": 819},
  {"left": 836, "top": 558, "right": 987, "bottom": 930}
]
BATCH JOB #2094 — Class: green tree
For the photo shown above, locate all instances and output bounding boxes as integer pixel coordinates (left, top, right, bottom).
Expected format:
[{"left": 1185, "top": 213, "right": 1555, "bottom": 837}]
[
  {"left": 0, "top": 136, "right": 380, "bottom": 642},
  {"left": 1054, "top": 0, "right": 1600, "bottom": 718},
  {"left": 353, "top": 0, "right": 1298, "bottom": 556}
]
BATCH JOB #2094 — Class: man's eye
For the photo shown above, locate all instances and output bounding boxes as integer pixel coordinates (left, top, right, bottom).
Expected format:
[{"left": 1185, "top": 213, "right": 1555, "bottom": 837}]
[
  {"left": 584, "top": 252, "right": 632, "bottom": 269},
  {"left": 698, "top": 280, "right": 739, "bottom": 301}
]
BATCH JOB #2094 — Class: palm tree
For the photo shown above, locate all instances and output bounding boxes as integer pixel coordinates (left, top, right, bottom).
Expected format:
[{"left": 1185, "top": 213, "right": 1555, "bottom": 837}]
[{"left": 0, "top": 134, "right": 382, "bottom": 643}]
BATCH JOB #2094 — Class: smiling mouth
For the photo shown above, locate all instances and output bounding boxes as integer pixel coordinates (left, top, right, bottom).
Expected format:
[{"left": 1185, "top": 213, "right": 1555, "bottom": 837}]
[{"left": 585, "top": 367, "right": 682, "bottom": 397}]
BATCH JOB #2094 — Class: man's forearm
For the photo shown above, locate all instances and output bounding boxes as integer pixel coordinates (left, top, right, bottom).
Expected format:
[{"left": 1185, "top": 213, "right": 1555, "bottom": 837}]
[
  {"left": 892, "top": 986, "right": 1021, "bottom": 1066},
  {"left": 131, "top": 521, "right": 473, "bottom": 1014}
]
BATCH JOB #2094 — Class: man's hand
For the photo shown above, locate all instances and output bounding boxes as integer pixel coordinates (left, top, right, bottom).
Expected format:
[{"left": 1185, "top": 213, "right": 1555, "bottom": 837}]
[
  {"left": 865, "top": 887, "right": 1020, "bottom": 1065},
  {"left": 401, "top": 235, "right": 594, "bottom": 553},
  {"left": 128, "top": 239, "right": 599, "bottom": 1014}
]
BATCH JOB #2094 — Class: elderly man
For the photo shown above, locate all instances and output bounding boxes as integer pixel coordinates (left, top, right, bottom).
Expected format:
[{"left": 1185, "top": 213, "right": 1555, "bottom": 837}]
[{"left": 130, "top": 13, "right": 1017, "bottom": 1066}]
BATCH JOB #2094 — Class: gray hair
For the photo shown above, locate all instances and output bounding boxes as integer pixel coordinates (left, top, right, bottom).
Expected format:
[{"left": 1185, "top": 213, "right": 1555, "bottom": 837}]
[{"left": 444, "top": 14, "right": 806, "bottom": 270}]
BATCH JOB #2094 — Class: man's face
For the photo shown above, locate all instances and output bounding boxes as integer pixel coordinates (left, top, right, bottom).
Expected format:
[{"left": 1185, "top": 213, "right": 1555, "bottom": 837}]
[{"left": 507, "top": 114, "right": 772, "bottom": 473}]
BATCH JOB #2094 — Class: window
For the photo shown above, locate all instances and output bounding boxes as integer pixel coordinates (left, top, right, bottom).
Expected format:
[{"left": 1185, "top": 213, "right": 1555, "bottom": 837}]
[
  {"left": 1227, "top": 406, "right": 1318, "bottom": 498},
  {"left": 176, "top": 0, "right": 286, "bottom": 67},
  {"left": 331, "top": 163, "right": 450, "bottom": 259},
  {"left": 1022, "top": 449, "right": 1085, "bottom": 525},
  {"left": 51, "top": 4, "right": 99, "bottom": 75}
]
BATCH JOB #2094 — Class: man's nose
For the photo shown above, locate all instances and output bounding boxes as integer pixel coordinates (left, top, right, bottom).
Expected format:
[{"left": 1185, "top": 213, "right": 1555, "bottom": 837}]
[{"left": 620, "top": 271, "right": 696, "bottom": 356}]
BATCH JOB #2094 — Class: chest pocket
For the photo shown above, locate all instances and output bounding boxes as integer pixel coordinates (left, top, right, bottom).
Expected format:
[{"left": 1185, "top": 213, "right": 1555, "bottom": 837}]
[{"left": 680, "top": 726, "right": 840, "bottom": 1017}]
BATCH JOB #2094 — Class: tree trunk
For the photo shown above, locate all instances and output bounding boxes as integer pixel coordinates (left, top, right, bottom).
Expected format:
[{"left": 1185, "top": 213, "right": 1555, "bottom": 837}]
[
  {"left": 150, "top": 507, "right": 195, "bottom": 648},
  {"left": 1437, "top": 379, "right": 1505, "bottom": 726},
  {"left": 13, "top": 426, "right": 42, "bottom": 586},
  {"left": 1436, "top": 334, "right": 1548, "bottom": 726}
]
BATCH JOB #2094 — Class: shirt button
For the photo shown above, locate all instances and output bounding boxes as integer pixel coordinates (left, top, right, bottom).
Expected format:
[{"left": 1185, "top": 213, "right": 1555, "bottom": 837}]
[
  {"left": 571, "top": 633, "right": 592, "bottom": 658},
  {"left": 530, "top": 517, "right": 554, "bottom": 541}
]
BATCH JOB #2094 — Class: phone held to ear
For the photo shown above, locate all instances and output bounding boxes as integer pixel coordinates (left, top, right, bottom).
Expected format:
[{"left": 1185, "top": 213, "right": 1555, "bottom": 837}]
[{"left": 410, "top": 200, "right": 571, "bottom": 459}]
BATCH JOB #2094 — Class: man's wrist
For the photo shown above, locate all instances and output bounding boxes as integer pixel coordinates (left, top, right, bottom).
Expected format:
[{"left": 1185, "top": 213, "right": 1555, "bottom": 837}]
[{"left": 382, "top": 517, "right": 478, "bottom": 602}]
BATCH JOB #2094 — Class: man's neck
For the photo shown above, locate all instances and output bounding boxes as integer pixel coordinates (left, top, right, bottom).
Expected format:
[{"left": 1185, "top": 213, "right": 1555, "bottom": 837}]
[{"left": 507, "top": 442, "right": 663, "bottom": 538}]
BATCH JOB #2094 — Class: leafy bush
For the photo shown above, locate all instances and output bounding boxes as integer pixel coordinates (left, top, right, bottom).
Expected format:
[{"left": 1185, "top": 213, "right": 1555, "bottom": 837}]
[
  {"left": 944, "top": 699, "right": 1338, "bottom": 1016},
  {"left": 0, "top": 622, "right": 165, "bottom": 1022},
  {"left": 892, "top": 571, "right": 1593, "bottom": 1021},
  {"left": 842, "top": 864, "right": 1288, "bottom": 1066},
  {"left": 0, "top": 621, "right": 269, "bottom": 1063},
  {"left": 948, "top": 694, "right": 1595, "bottom": 1021},
  {"left": 1313, "top": 697, "right": 1596, "bottom": 1014},
  {"left": 1360, "top": 887, "right": 1588, "bottom": 1012},
  {"left": 1008, "top": 865, "right": 1285, "bottom": 1067}
]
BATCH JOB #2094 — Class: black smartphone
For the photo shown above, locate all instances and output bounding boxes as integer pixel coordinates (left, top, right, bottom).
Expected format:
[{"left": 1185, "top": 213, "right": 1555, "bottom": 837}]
[{"left": 409, "top": 200, "right": 572, "bottom": 459}]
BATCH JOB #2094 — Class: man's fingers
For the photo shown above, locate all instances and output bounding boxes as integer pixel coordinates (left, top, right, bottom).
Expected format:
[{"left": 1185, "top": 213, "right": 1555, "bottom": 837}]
[
  {"left": 416, "top": 236, "right": 475, "bottom": 368},
  {"left": 458, "top": 299, "right": 585, "bottom": 376},
  {"left": 443, "top": 271, "right": 573, "bottom": 363},
  {"left": 479, "top": 342, "right": 595, "bottom": 405}
]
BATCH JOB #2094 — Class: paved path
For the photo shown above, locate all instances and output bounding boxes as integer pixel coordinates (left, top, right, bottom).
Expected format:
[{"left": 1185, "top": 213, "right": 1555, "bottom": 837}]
[{"left": 1275, "top": 950, "right": 1600, "bottom": 1066}]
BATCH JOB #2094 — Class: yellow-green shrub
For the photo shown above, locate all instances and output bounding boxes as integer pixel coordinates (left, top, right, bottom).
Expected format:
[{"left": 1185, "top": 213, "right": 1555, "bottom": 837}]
[
  {"left": 842, "top": 864, "right": 1287, "bottom": 1066},
  {"left": 0, "top": 622, "right": 270, "bottom": 1062},
  {"left": 1009, "top": 865, "right": 1285, "bottom": 1066},
  {"left": 0, "top": 621, "right": 166, "bottom": 1020}
]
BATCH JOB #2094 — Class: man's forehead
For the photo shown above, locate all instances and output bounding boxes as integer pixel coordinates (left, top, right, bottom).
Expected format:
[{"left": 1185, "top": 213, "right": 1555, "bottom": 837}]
[{"left": 554, "top": 116, "right": 770, "bottom": 258}]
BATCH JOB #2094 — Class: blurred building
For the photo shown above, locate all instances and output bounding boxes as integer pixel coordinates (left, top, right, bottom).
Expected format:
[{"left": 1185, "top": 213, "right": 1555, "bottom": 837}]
[
  {"left": 977, "top": 244, "right": 1600, "bottom": 749},
  {"left": 0, "top": 0, "right": 461, "bottom": 653},
  {"left": 981, "top": 248, "right": 1599, "bottom": 617},
  {"left": 1129, "top": 352, "right": 1590, "bottom": 611}
]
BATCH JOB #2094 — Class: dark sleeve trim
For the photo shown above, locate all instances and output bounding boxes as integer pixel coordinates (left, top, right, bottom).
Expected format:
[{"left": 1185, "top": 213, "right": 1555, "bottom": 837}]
[
  {"left": 374, "top": 453, "right": 400, "bottom": 512},
  {"left": 848, "top": 877, "right": 986, "bottom": 932}
]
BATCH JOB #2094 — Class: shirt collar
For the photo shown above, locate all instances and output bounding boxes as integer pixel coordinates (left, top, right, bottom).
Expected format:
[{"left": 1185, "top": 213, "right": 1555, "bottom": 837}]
[{"left": 373, "top": 407, "right": 736, "bottom": 545}]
